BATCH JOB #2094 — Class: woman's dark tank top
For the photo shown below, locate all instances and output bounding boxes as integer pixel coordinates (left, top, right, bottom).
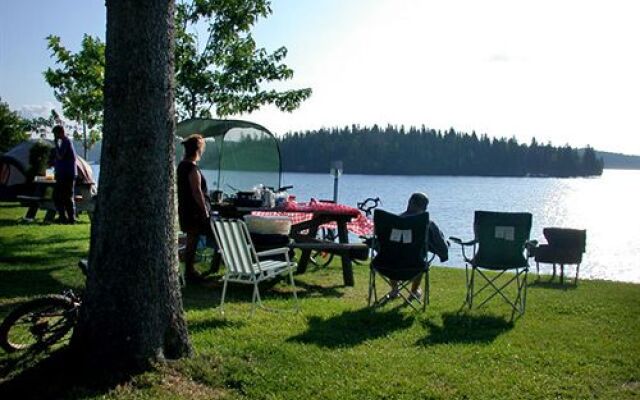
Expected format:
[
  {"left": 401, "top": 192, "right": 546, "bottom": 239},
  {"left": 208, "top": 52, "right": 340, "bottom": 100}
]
[{"left": 177, "top": 160, "right": 211, "bottom": 231}]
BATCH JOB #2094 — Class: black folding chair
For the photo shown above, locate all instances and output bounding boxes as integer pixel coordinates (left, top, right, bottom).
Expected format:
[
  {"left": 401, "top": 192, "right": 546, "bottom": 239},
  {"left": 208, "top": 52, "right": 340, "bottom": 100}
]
[
  {"left": 450, "top": 211, "right": 534, "bottom": 319},
  {"left": 368, "top": 210, "right": 431, "bottom": 312},
  {"left": 534, "top": 227, "right": 586, "bottom": 285}
]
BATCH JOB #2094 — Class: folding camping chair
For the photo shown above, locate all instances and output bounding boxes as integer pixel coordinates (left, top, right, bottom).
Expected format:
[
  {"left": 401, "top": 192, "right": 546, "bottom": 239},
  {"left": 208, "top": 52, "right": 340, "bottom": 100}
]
[
  {"left": 534, "top": 227, "right": 586, "bottom": 285},
  {"left": 210, "top": 218, "right": 299, "bottom": 313},
  {"left": 368, "top": 209, "right": 431, "bottom": 312},
  {"left": 450, "top": 211, "right": 534, "bottom": 318}
]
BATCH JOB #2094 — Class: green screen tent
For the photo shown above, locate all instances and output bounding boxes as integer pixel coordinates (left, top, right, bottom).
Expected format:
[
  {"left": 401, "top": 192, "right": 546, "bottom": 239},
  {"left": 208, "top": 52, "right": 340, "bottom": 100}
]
[{"left": 176, "top": 119, "right": 282, "bottom": 194}]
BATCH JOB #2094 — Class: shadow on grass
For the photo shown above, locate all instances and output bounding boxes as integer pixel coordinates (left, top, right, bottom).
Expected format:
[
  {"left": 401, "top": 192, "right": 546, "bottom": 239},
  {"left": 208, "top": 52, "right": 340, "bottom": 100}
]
[
  {"left": 529, "top": 278, "right": 577, "bottom": 291},
  {"left": 181, "top": 279, "right": 269, "bottom": 311},
  {"left": 0, "top": 234, "right": 86, "bottom": 268},
  {"left": 0, "top": 347, "right": 131, "bottom": 400},
  {"left": 182, "top": 275, "right": 339, "bottom": 312},
  {"left": 0, "top": 266, "right": 76, "bottom": 303},
  {"left": 288, "top": 307, "right": 413, "bottom": 348},
  {"left": 293, "top": 281, "right": 344, "bottom": 299},
  {"left": 188, "top": 317, "right": 243, "bottom": 334},
  {"left": 416, "top": 312, "right": 513, "bottom": 346}
]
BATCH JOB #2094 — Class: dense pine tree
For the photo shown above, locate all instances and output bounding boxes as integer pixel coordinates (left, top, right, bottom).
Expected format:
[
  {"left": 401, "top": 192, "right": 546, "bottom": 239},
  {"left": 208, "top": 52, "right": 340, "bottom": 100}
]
[{"left": 277, "top": 125, "right": 604, "bottom": 177}]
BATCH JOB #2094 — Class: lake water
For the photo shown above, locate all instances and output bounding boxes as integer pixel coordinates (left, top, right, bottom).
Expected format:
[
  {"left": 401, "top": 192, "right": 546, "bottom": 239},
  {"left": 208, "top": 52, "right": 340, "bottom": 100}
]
[{"left": 92, "top": 166, "right": 640, "bottom": 283}]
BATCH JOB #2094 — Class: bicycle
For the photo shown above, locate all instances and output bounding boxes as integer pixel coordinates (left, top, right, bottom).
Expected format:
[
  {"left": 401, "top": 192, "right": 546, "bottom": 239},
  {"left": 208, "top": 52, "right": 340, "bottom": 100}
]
[
  {"left": 0, "top": 260, "right": 86, "bottom": 353},
  {"left": 309, "top": 197, "right": 381, "bottom": 267}
]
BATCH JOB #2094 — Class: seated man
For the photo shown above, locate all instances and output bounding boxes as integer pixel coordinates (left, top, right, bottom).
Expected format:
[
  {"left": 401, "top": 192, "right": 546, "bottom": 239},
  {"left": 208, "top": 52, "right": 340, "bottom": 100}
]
[{"left": 393, "top": 192, "right": 448, "bottom": 300}]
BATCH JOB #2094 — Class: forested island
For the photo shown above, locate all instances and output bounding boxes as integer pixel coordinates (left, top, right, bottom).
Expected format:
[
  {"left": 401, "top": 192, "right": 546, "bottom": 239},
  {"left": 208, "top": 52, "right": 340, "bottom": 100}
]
[{"left": 279, "top": 125, "right": 604, "bottom": 177}]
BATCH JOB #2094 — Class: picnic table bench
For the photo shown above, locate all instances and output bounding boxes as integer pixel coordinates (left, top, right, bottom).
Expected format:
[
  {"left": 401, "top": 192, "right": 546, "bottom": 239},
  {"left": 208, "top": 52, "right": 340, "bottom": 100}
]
[{"left": 17, "top": 179, "right": 95, "bottom": 222}]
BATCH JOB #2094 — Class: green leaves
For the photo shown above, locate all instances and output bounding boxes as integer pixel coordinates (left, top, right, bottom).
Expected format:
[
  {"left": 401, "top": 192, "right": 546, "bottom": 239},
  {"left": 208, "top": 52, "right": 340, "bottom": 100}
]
[
  {"left": 44, "top": 35, "right": 105, "bottom": 156},
  {"left": 175, "top": 0, "right": 312, "bottom": 119},
  {"left": 44, "top": 34, "right": 104, "bottom": 128},
  {"left": 0, "top": 97, "right": 29, "bottom": 152},
  {"left": 43, "top": 1, "right": 311, "bottom": 125}
]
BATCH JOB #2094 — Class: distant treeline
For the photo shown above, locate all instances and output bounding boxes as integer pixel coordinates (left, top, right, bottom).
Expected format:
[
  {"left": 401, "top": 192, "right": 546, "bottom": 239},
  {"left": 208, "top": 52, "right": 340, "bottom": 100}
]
[
  {"left": 279, "top": 125, "right": 604, "bottom": 177},
  {"left": 595, "top": 151, "right": 640, "bottom": 170}
]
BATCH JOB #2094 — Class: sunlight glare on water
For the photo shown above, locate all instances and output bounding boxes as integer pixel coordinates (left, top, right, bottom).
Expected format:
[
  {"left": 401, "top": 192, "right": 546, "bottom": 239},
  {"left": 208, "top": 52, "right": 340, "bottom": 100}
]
[{"left": 275, "top": 169, "right": 640, "bottom": 283}]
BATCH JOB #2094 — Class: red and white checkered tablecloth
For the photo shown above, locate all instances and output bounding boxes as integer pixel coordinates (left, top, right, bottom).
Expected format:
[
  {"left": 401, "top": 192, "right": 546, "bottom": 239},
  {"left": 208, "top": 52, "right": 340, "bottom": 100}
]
[{"left": 252, "top": 200, "right": 373, "bottom": 236}]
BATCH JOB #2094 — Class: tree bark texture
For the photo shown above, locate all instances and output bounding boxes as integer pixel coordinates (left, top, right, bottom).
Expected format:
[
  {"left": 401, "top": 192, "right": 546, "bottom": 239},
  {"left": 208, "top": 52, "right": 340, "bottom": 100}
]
[{"left": 74, "top": 0, "right": 191, "bottom": 372}]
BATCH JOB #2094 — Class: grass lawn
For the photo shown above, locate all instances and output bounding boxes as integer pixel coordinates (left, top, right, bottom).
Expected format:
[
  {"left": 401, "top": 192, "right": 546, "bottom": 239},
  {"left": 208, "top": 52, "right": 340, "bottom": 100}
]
[{"left": 0, "top": 202, "right": 639, "bottom": 399}]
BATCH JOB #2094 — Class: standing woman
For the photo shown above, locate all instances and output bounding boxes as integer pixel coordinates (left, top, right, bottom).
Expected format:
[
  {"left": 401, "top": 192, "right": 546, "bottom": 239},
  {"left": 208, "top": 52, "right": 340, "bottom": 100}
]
[{"left": 177, "top": 134, "right": 212, "bottom": 283}]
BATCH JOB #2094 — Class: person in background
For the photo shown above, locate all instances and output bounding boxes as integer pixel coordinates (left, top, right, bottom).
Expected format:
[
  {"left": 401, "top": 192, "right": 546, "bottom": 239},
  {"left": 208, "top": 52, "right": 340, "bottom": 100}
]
[
  {"left": 395, "top": 192, "right": 449, "bottom": 300},
  {"left": 177, "top": 134, "right": 214, "bottom": 284},
  {"left": 52, "top": 125, "right": 77, "bottom": 224}
]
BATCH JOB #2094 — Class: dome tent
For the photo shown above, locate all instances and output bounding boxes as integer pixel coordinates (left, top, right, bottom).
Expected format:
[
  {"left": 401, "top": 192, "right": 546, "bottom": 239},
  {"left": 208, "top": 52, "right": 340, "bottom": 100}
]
[
  {"left": 176, "top": 119, "right": 282, "bottom": 194},
  {"left": 0, "top": 140, "right": 95, "bottom": 201}
]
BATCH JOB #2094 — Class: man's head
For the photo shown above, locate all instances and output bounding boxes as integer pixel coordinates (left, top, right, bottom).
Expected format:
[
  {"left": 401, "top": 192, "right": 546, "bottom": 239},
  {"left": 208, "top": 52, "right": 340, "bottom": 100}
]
[
  {"left": 52, "top": 125, "right": 65, "bottom": 140},
  {"left": 406, "top": 192, "right": 429, "bottom": 214},
  {"left": 182, "top": 134, "right": 205, "bottom": 160}
]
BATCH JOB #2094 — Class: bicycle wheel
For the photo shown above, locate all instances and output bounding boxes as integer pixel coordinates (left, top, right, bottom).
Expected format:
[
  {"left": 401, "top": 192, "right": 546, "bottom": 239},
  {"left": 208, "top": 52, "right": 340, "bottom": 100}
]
[
  {"left": 310, "top": 227, "right": 336, "bottom": 267},
  {"left": 311, "top": 249, "right": 334, "bottom": 267},
  {"left": 0, "top": 295, "right": 78, "bottom": 353}
]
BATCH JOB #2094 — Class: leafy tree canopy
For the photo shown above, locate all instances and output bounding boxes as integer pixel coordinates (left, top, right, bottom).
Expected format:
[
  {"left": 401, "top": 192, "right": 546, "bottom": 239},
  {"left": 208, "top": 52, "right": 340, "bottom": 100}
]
[
  {"left": 175, "top": 0, "right": 312, "bottom": 119},
  {"left": 44, "top": 34, "right": 104, "bottom": 156},
  {"left": 0, "top": 97, "right": 28, "bottom": 153}
]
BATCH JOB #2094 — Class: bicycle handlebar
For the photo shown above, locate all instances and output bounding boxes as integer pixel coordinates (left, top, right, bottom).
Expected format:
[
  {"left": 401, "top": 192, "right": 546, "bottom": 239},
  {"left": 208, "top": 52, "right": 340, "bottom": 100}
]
[
  {"left": 357, "top": 197, "right": 381, "bottom": 217},
  {"left": 277, "top": 185, "right": 294, "bottom": 192}
]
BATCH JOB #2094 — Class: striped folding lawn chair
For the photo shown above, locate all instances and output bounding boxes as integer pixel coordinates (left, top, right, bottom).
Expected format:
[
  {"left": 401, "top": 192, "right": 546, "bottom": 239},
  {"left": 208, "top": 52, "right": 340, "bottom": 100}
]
[{"left": 210, "top": 218, "right": 299, "bottom": 313}]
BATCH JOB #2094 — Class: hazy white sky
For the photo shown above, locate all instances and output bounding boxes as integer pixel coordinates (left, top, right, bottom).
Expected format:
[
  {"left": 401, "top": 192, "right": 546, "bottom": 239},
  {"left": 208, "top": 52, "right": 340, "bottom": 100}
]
[{"left": 1, "top": 0, "right": 639, "bottom": 154}]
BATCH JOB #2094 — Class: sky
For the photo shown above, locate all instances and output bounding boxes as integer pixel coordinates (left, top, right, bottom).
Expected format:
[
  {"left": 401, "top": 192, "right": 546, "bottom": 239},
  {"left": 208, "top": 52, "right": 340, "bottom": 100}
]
[{"left": 1, "top": 0, "right": 639, "bottom": 154}]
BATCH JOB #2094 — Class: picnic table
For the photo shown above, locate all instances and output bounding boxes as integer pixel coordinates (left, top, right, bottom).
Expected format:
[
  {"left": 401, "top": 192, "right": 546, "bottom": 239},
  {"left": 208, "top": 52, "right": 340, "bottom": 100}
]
[
  {"left": 17, "top": 177, "right": 95, "bottom": 222},
  {"left": 251, "top": 200, "right": 373, "bottom": 286}
]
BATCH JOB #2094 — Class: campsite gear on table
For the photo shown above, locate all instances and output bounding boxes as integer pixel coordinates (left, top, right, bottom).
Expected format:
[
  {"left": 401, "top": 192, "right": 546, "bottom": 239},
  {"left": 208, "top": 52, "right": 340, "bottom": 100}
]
[
  {"left": 450, "top": 211, "right": 535, "bottom": 319},
  {"left": 233, "top": 191, "right": 263, "bottom": 208},
  {"left": 368, "top": 209, "right": 432, "bottom": 312},
  {"left": 261, "top": 187, "right": 275, "bottom": 208},
  {"left": 211, "top": 190, "right": 224, "bottom": 204},
  {"left": 243, "top": 215, "right": 292, "bottom": 236},
  {"left": 534, "top": 227, "right": 587, "bottom": 285}
]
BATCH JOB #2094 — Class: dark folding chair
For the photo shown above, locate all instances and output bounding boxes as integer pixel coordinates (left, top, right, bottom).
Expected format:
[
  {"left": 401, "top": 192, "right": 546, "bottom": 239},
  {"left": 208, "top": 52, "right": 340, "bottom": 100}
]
[
  {"left": 368, "top": 209, "right": 431, "bottom": 312},
  {"left": 534, "top": 228, "right": 587, "bottom": 285},
  {"left": 450, "top": 211, "right": 534, "bottom": 318}
]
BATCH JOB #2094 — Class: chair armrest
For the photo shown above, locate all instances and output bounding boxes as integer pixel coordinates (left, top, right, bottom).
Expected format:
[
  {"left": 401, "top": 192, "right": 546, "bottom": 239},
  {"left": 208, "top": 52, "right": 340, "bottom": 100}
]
[
  {"left": 449, "top": 237, "right": 476, "bottom": 264},
  {"left": 525, "top": 240, "right": 539, "bottom": 258},
  {"left": 449, "top": 237, "right": 476, "bottom": 246},
  {"left": 256, "top": 247, "right": 290, "bottom": 258},
  {"left": 427, "top": 253, "right": 436, "bottom": 264}
]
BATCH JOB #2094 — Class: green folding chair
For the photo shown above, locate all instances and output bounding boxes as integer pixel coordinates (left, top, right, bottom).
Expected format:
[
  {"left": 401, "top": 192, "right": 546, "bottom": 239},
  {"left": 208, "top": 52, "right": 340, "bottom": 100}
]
[
  {"left": 369, "top": 209, "right": 431, "bottom": 312},
  {"left": 450, "top": 211, "right": 534, "bottom": 318}
]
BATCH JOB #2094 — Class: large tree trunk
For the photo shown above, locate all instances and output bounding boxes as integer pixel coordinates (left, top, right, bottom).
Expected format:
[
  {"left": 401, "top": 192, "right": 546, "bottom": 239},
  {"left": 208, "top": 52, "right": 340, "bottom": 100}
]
[{"left": 73, "top": 0, "right": 191, "bottom": 373}]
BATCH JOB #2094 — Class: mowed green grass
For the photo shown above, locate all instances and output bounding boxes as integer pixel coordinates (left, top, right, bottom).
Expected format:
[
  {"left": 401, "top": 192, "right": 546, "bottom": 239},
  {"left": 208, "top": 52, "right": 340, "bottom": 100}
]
[{"left": 0, "top": 202, "right": 639, "bottom": 399}]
